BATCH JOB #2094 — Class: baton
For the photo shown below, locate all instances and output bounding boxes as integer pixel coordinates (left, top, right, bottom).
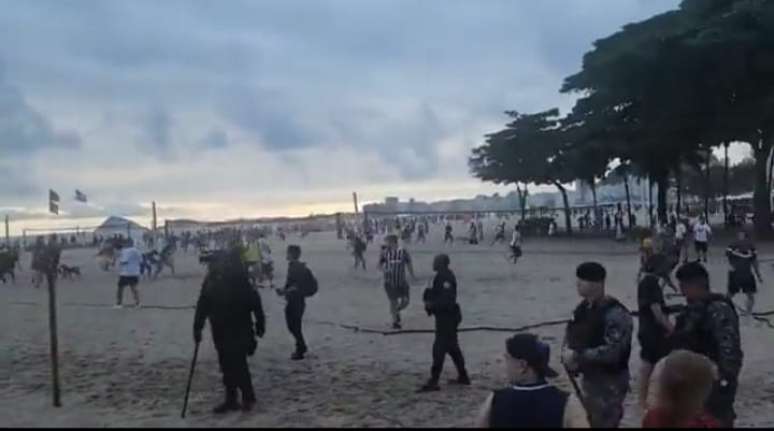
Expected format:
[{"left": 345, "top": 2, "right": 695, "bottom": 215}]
[{"left": 181, "top": 341, "right": 200, "bottom": 418}]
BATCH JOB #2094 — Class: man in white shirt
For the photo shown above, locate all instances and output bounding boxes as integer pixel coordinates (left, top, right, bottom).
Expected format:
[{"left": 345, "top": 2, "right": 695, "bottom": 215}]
[
  {"left": 116, "top": 239, "right": 142, "bottom": 308},
  {"left": 675, "top": 219, "right": 689, "bottom": 263},
  {"left": 258, "top": 236, "right": 275, "bottom": 288},
  {"left": 693, "top": 216, "right": 712, "bottom": 263}
]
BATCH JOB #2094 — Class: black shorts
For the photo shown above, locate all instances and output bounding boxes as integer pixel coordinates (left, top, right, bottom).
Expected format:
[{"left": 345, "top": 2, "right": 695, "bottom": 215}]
[
  {"left": 638, "top": 335, "right": 670, "bottom": 364},
  {"left": 384, "top": 282, "right": 409, "bottom": 300},
  {"left": 118, "top": 276, "right": 139, "bottom": 288},
  {"left": 695, "top": 241, "right": 708, "bottom": 253},
  {"left": 261, "top": 262, "right": 274, "bottom": 276},
  {"left": 728, "top": 271, "right": 757, "bottom": 295},
  {"left": 510, "top": 245, "right": 522, "bottom": 257}
]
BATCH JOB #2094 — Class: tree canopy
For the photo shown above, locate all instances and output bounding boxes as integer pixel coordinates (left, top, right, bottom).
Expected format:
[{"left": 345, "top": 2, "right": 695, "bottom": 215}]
[{"left": 471, "top": 0, "right": 774, "bottom": 235}]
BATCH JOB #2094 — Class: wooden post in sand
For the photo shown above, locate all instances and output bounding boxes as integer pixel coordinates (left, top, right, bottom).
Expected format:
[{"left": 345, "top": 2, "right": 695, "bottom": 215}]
[
  {"left": 46, "top": 269, "right": 62, "bottom": 407},
  {"left": 152, "top": 201, "right": 158, "bottom": 234}
]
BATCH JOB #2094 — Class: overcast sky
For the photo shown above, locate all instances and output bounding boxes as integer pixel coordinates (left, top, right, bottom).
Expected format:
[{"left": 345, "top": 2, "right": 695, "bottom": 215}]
[{"left": 1, "top": 0, "right": 688, "bottom": 228}]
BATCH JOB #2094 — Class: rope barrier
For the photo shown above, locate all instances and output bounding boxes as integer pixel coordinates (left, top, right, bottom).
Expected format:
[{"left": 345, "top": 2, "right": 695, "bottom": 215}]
[{"left": 7, "top": 301, "right": 773, "bottom": 331}]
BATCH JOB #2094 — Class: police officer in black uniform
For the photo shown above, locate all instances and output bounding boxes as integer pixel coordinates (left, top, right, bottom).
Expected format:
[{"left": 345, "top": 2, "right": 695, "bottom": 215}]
[
  {"left": 193, "top": 247, "right": 265, "bottom": 414},
  {"left": 418, "top": 254, "right": 470, "bottom": 392},
  {"left": 671, "top": 261, "right": 743, "bottom": 428},
  {"left": 563, "top": 262, "right": 633, "bottom": 428}
]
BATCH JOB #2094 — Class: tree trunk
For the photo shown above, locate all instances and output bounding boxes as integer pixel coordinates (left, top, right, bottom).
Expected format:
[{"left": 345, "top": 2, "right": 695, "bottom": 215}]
[
  {"left": 556, "top": 182, "right": 572, "bottom": 236},
  {"left": 656, "top": 173, "right": 668, "bottom": 226},
  {"left": 517, "top": 184, "right": 528, "bottom": 222},
  {"left": 676, "top": 164, "right": 683, "bottom": 217},
  {"left": 648, "top": 177, "right": 655, "bottom": 227},
  {"left": 704, "top": 149, "right": 711, "bottom": 222},
  {"left": 590, "top": 179, "right": 599, "bottom": 230},
  {"left": 767, "top": 146, "right": 774, "bottom": 200},
  {"left": 624, "top": 174, "right": 632, "bottom": 228},
  {"left": 723, "top": 142, "right": 730, "bottom": 226},
  {"left": 752, "top": 136, "right": 773, "bottom": 236}
]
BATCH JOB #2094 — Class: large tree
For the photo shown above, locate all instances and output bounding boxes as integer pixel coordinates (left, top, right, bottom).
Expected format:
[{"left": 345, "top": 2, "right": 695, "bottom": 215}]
[
  {"left": 470, "top": 109, "right": 577, "bottom": 234},
  {"left": 561, "top": 0, "right": 774, "bottom": 234}
]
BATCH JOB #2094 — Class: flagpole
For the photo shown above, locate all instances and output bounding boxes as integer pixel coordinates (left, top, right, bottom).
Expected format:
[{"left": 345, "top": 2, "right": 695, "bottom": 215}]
[{"left": 46, "top": 188, "right": 62, "bottom": 407}]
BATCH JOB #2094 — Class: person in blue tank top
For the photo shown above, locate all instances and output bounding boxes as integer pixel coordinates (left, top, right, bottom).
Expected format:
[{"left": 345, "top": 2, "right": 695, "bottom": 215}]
[{"left": 476, "top": 333, "right": 589, "bottom": 428}]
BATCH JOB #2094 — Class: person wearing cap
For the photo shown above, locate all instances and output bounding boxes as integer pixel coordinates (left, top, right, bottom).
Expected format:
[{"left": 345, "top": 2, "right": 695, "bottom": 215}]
[
  {"left": 418, "top": 254, "right": 470, "bottom": 392},
  {"left": 668, "top": 261, "right": 742, "bottom": 427},
  {"left": 476, "top": 333, "right": 589, "bottom": 428},
  {"left": 563, "top": 262, "right": 633, "bottom": 428}
]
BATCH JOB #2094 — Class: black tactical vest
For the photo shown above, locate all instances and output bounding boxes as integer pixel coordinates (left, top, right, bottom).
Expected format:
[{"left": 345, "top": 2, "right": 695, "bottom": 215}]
[
  {"left": 566, "top": 296, "right": 631, "bottom": 372},
  {"left": 672, "top": 293, "right": 738, "bottom": 364}
]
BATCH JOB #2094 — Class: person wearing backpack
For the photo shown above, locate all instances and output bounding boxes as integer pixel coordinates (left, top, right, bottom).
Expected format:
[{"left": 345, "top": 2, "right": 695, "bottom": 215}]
[{"left": 276, "top": 245, "right": 316, "bottom": 360}]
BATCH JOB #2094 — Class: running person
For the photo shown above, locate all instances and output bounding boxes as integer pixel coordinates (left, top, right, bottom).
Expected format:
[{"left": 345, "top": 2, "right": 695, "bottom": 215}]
[
  {"left": 468, "top": 221, "right": 478, "bottom": 245},
  {"left": 379, "top": 235, "right": 416, "bottom": 329},
  {"left": 352, "top": 234, "right": 367, "bottom": 270},
  {"left": 726, "top": 231, "right": 763, "bottom": 319},
  {"left": 416, "top": 223, "right": 427, "bottom": 244},
  {"left": 116, "top": 239, "right": 142, "bottom": 308},
  {"left": 675, "top": 218, "right": 689, "bottom": 263},
  {"left": 444, "top": 222, "right": 454, "bottom": 245},
  {"left": 491, "top": 221, "right": 506, "bottom": 245},
  {"left": 258, "top": 236, "right": 275, "bottom": 288},
  {"left": 693, "top": 216, "right": 712, "bottom": 263}
]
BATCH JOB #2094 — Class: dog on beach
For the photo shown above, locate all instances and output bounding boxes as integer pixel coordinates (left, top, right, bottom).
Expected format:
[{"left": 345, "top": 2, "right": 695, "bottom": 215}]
[
  {"left": 0, "top": 249, "right": 19, "bottom": 284},
  {"left": 59, "top": 264, "right": 82, "bottom": 280}
]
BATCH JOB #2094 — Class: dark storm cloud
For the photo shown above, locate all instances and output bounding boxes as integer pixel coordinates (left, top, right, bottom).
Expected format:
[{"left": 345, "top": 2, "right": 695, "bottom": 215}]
[
  {"left": 0, "top": 0, "right": 683, "bottom": 209},
  {"left": 219, "top": 86, "right": 315, "bottom": 152},
  {"left": 0, "top": 67, "right": 81, "bottom": 155},
  {"left": 135, "top": 107, "right": 174, "bottom": 158},
  {"left": 199, "top": 129, "right": 229, "bottom": 150}
]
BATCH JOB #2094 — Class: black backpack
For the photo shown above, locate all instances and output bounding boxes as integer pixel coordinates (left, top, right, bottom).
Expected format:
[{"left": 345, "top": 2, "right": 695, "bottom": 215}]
[{"left": 300, "top": 265, "right": 318, "bottom": 298}]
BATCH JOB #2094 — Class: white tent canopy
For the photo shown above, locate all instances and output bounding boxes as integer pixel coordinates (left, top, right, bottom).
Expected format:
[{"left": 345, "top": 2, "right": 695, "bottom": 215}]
[{"left": 93, "top": 216, "right": 149, "bottom": 242}]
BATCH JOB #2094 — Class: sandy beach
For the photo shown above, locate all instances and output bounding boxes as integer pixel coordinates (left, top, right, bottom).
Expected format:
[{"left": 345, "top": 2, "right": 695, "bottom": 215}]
[{"left": 2, "top": 229, "right": 774, "bottom": 428}]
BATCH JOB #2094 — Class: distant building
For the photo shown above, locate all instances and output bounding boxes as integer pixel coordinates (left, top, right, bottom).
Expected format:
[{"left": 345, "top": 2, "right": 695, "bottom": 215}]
[{"left": 385, "top": 197, "right": 399, "bottom": 210}]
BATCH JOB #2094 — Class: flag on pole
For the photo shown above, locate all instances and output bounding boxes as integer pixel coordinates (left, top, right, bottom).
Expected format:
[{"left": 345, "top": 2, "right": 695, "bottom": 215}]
[
  {"left": 75, "top": 190, "right": 87, "bottom": 203},
  {"left": 49, "top": 189, "right": 60, "bottom": 215}
]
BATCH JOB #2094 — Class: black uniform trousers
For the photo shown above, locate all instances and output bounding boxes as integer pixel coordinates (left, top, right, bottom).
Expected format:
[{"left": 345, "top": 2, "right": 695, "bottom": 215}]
[
  {"left": 215, "top": 341, "right": 255, "bottom": 403},
  {"left": 430, "top": 313, "right": 466, "bottom": 383},
  {"left": 285, "top": 297, "right": 307, "bottom": 353},
  {"left": 354, "top": 252, "right": 366, "bottom": 270},
  {"left": 707, "top": 379, "right": 738, "bottom": 428}
]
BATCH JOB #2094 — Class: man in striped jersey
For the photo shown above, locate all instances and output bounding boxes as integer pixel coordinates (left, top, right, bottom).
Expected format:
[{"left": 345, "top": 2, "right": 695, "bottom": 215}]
[{"left": 379, "top": 234, "right": 416, "bottom": 329}]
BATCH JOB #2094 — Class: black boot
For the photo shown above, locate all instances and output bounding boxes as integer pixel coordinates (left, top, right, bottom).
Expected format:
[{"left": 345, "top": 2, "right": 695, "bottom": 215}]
[
  {"left": 213, "top": 389, "right": 240, "bottom": 414},
  {"left": 241, "top": 387, "right": 257, "bottom": 412},
  {"left": 448, "top": 374, "right": 471, "bottom": 386},
  {"left": 417, "top": 379, "right": 441, "bottom": 393}
]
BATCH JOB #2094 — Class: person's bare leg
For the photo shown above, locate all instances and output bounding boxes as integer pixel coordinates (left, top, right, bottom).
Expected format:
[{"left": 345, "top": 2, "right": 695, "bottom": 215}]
[
  {"left": 746, "top": 293, "right": 755, "bottom": 316},
  {"left": 639, "top": 361, "right": 654, "bottom": 410},
  {"left": 131, "top": 285, "right": 140, "bottom": 307},
  {"left": 116, "top": 284, "right": 125, "bottom": 306}
]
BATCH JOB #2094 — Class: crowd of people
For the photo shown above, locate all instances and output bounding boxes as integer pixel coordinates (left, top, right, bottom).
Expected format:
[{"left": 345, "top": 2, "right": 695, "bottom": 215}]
[{"left": 3, "top": 213, "right": 767, "bottom": 428}]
